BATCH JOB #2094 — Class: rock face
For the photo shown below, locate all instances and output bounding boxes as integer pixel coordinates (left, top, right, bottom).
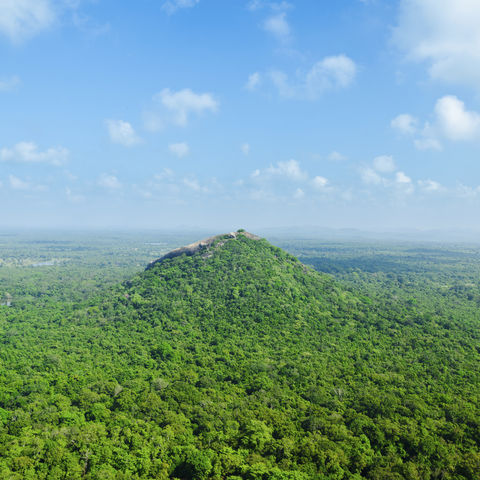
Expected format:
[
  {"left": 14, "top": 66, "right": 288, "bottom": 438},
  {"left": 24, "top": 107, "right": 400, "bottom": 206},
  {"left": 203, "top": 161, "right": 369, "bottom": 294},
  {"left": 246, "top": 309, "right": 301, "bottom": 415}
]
[{"left": 146, "top": 230, "right": 261, "bottom": 269}]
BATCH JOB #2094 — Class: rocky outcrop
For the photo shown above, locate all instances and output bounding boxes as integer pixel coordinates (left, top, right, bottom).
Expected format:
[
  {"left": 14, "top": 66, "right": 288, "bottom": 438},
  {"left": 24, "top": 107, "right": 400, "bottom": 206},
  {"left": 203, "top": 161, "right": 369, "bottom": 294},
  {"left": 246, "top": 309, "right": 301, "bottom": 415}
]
[{"left": 146, "top": 230, "right": 261, "bottom": 269}]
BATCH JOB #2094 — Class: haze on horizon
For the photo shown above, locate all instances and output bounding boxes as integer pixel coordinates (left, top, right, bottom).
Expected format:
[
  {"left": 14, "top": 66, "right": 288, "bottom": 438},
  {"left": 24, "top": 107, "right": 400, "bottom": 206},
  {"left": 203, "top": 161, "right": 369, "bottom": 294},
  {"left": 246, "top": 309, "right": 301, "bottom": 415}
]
[{"left": 1, "top": 0, "right": 480, "bottom": 231}]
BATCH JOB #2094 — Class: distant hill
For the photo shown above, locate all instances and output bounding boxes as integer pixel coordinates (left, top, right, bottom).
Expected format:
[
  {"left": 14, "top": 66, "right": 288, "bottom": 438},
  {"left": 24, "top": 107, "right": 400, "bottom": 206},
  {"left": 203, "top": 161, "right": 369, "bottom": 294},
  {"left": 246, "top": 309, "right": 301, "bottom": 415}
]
[{"left": 0, "top": 230, "right": 478, "bottom": 479}]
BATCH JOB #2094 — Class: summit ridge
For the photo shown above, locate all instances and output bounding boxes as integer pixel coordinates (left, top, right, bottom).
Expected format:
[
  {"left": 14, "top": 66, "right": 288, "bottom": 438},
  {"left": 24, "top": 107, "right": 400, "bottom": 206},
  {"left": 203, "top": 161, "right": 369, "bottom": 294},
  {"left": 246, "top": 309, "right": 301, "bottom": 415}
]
[{"left": 146, "top": 229, "right": 261, "bottom": 269}]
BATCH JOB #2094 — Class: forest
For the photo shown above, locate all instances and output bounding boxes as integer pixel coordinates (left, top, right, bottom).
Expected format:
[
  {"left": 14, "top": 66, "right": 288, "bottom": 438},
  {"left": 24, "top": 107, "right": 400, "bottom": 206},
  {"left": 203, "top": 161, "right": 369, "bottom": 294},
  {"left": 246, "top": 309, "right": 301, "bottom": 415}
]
[{"left": 0, "top": 230, "right": 479, "bottom": 479}]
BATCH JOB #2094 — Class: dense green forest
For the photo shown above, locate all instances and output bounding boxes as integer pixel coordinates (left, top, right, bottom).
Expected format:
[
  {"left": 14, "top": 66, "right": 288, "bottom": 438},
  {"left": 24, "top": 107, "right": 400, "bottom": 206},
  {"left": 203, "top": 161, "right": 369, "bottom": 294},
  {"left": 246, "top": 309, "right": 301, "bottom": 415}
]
[{"left": 0, "top": 231, "right": 479, "bottom": 479}]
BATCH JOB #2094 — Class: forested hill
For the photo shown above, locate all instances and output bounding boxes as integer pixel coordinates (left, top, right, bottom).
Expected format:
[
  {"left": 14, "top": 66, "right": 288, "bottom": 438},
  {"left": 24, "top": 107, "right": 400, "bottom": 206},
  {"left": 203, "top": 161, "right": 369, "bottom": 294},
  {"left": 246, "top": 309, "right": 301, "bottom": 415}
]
[{"left": 0, "top": 231, "right": 479, "bottom": 479}]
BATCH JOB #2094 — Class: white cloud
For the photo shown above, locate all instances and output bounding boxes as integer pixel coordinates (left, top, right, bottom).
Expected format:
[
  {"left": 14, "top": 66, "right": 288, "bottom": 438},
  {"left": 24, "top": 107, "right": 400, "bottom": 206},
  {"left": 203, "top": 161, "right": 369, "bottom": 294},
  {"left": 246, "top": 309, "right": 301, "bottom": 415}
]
[
  {"left": 71, "top": 10, "right": 111, "bottom": 37},
  {"left": 418, "top": 179, "right": 442, "bottom": 192},
  {"left": 155, "top": 168, "right": 175, "bottom": 181},
  {"left": 269, "top": 70, "right": 296, "bottom": 98},
  {"left": 306, "top": 55, "right": 357, "bottom": 96},
  {"left": 312, "top": 175, "right": 328, "bottom": 189},
  {"left": 162, "top": 0, "right": 200, "bottom": 15},
  {"left": 359, "top": 154, "right": 415, "bottom": 192},
  {"left": 414, "top": 136, "right": 442, "bottom": 151},
  {"left": 328, "top": 151, "right": 347, "bottom": 161},
  {"left": 169, "top": 142, "right": 189, "bottom": 158},
  {"left": 455, "top": 183, "right": 480, "bottom": 199},
  {"left": 250, "top": 0, "right": 293, "bottom": 42},
  {"left": 143, "top": 111, "right": 164, "bottom": 133},
  {"left": 154, "top": 88, "right": 219, "bottom": 127},
  {"left": 395, "top": 95, "right": 480, "bottom": 150},
  {"left": 183, "top": 177, "right": 209, "bottom": 193},
  {"left": 293, "top": 187, "right": 304, "bottom": 199},
  {"left": 247, "top": 0, "right": 263, "bottom": 11},
  {"left": 265, "top": 55, "right": 357, "bottom": 100},
  {"left": 143, "top": 169, "right": 221, "bottom": 198},
  {"left": 0, "top": 0, "right": 56, "bottom": 43},
  {"left": 106, "top": 120, "right": 141, "bottom": 147},
  {"left": 391, "top": 113, "right": 418, "bottom": 134},
  {"left": 246, "top": 159, "right": 336, "bottom": 201},
  {"left": 0, "top": 141, "right": 69, "bottom": 166},
  {"left": 7, "top": 174, "right": 47, "bottom": 192},
  {"left": 248, "top": 1, "right": 292, "bottom": 11},
  {"left": 393, "top": 0, "right": 480, "bottom": 90},
  {"left": 434, "top": 95, "right": 480, "bottom": 141},
  {"left": 263, "top": 12, "right": 290, "bottom": 41},
  {"left": 98, "top": 173, "right": 122, "bottom": 190},
  {"left": 395, "top": 171, "right": 414, "bottom": 195},
  {"left": 359, "top": 155, "right": 416, "bottom": 195},
  {"left": 395, "top": 171, "right": 411, "bottom": 184},
  {"left": 241, "top": 143, "right": 250, "bottom": 156},
  {"left": 360, "top": 167, "right": 383, "bottom": 185},
  {"left": 9, "top": 174, "right": 29, "bottom": 190},
  {"left": 246, "top": 72, "right": 261, "bottom": 91},
  {"left": 0, "top": 75, "right": 20, "bottom": 92},
  {"left": 373, "top": 155, "right": 396, "bottom": 173},
  {"left": 266, "top": 159, "right": 307, "bottom": 181},
  {"left": 65, "top": 187, "right": 85, "bottom": 203}
]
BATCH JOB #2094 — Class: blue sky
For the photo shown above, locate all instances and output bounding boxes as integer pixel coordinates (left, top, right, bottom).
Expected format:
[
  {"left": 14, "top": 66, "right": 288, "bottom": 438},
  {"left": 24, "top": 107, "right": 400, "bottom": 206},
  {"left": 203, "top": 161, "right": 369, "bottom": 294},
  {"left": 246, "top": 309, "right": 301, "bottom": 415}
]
[{"left": 1, "top": 0, "right": 480, "bottom": 231}]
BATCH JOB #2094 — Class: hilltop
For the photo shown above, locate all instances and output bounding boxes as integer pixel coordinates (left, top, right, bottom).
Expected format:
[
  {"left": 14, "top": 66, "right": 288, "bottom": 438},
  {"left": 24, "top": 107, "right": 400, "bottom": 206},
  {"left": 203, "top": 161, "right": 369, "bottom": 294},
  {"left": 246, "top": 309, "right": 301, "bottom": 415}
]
[
  {"left": 146, "top": 230, "right": 261, "bottom": 268},
  {"left": 0, "top": 232, "right": 478, "bottom": 479}
]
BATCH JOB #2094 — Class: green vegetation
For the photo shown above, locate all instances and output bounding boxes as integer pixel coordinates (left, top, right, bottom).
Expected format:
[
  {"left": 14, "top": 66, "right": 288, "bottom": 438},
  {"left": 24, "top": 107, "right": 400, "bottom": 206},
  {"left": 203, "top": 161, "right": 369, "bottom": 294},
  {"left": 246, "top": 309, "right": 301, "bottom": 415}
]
[{"left": 0, "top": 232, "right": 479, "bottom": 479}]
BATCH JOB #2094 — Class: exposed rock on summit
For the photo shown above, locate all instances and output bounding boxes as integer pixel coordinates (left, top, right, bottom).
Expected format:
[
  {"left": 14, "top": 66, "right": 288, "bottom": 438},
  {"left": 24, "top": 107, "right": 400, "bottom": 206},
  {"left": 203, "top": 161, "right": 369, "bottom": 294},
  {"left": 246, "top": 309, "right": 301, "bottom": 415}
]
[{"left": 146, "top": 230, "right": 261, "bottom": 269}]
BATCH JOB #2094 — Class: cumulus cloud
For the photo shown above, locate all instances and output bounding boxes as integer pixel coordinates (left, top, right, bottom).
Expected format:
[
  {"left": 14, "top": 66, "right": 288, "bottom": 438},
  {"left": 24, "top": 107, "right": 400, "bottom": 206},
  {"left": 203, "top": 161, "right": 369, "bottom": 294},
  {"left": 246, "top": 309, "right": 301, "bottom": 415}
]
[
  {"left": 293, "top": 187, "right": 304, "bottom": 199},
  {"left": 249, "top": 1, "right": 293, "bottom": 42},
  {"left": 141, "top": 169, "right": 219, "bottom": 198},
  {"left": 328, "top": 151, "right": 347, "bottom": 162},
  {"left": 434, "top": 95, "right": 480, "bottom": 141},
  {"left": 395, "top": 171, "right": 411, "bottom": 184},
  {"left": 356, "top": 154, "right": 450, "bottom": 199},
  {"left": 395, "top": 171, "right": 414, "bottom": 194},
  {"left": 169, "top": 142, "right": 189, "bottom": 158},
  {"left": 183, "top": 177, "right": 210, "bottom": 193},
  {"left": 391, "top": 113, "right": 418, "bottom": 135},
  {"left": 162, "top": 0, "right": 200, "bottom": 15},
  {"left": 259, "top": 55, "right": 357, "bottom": 100},
  {"left": 414, "top": 137, "right": 442, "bottom": 151},
  {"left": 155, "top": 168, "right": 175, "bottom": 181},
  {"left": 395, "top": 95, "right": 480, "bottom": 150},
  {"left": 305, "top": 55, "right": 357, "bottom": 94},
  {"left": 244, "top": 159, "right": 336, "bottom": 201},
  {"left": 0, "top": 75, "right": 20, "bottom": 92},
  {"left": 143, "top": 111, "right": 164, "bottom": 133},
  {"left": 154, "top": 88, "right": 219, "bottom": 127},
  {"left": 65, "top": 187, "right": 85, "bottom": 203},
  {"left": 248, "top": 159, "right": 331, "bottom": 201},
  {"left": 0, "top": 141, "right": 69, "bottom": 166},
  {"left": 9, "top": 174, "right": 30, "bottom": 190},
  {"left": 312, "top": 175, "right": 328, "bottom": 189},
  {"left": 241, "top": 143, "right": 250, "bottom": 155},
  {"left": 0, "top": 0, "right": 56, "bottom": 43},
  {"left": 418, "top": 179, "right": 443, "bottom": 192},
  {"left": 393, "top": 0, "right": 480, "bottom": 89},
  {"left": 247, "top": 1, "right": 292, "bottom": 11},
  {"left": 360, "top": 155, "right": 397, "bottom": 185},
  {"left": 263, "top": 12, "right": 290, "bottom": 41},
  {"left": 8, "top": 174, "right": 47, "bottom": 192},
  {"left": 98, "top": 173, "right": 122, "bottom": 190},
  {"left": 106, "top": 120, "right": 141, "bottom": 147},
  {"left": 373, "top": 155, "right": 396, "bottom": 173},
  {"left": 265, "top": 159, "right": 307, "bottom": 181},
  {"left": 359, "top": 155, "right": 417, "bottom": 196},
  {"left": 360, "top": 167, "right": 383, "bottom": 185},
  {"left": 245, "top": 72, "right": 261, "bottom": 91}
]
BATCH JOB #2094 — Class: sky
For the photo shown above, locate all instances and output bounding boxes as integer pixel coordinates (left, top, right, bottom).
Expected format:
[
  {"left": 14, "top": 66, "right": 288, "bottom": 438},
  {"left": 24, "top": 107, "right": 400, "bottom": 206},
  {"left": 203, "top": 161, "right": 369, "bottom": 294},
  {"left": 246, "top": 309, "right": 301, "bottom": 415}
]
[{"left": 1, "top": 0, "right": 480, "bottom": 231}]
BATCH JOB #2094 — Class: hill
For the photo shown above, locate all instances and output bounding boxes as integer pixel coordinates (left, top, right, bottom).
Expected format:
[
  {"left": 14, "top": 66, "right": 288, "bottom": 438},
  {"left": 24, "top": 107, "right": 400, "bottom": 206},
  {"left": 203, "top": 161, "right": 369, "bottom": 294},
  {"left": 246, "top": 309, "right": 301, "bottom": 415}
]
[{"left": 0, "top": 231, "right": 479, "bottom": 479}]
